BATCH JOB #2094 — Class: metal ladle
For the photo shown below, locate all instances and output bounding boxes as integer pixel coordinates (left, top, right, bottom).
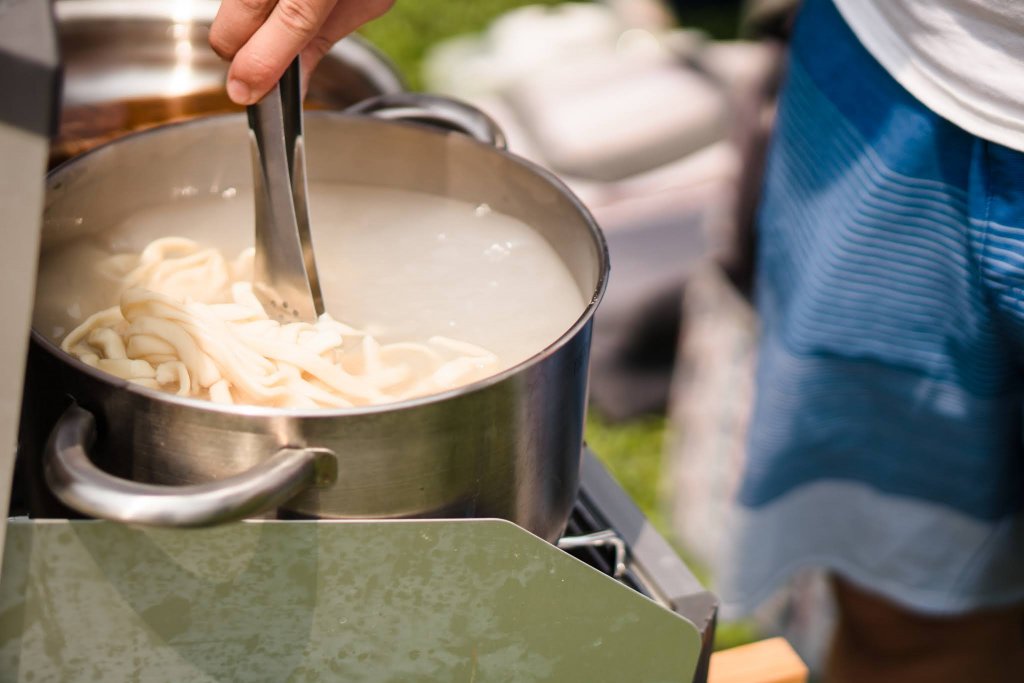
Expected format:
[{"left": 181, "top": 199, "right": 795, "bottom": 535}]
[{"left": 247, "top": 57, "right": 324, "bottom": 322}]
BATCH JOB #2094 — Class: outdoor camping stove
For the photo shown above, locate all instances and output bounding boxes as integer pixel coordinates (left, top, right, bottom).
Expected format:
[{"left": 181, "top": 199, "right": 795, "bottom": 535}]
[
  {"left": 0, "top": 2, "right": 716, "bottom": 681},
  {"left": 3, "top": 450, "right": 717, "bottom": 682}
]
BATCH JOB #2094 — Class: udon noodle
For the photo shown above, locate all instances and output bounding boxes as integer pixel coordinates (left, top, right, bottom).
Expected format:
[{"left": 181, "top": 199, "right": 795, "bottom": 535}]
[{"left": 60, "top": 237, "right": 499, "bottom": 407}]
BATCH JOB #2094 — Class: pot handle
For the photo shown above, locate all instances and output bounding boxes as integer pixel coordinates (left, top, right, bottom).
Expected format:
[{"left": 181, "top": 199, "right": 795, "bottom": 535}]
[
  {"left": 44, "top": 404, "right": 337, "bottom": 528},
  {"left": 345, "top": 93, "right": 508, "bottom": 150}
]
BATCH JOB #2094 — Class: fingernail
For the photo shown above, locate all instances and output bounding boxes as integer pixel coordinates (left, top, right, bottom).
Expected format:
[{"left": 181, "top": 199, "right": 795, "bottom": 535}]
[{"left": 227, "top": 79, "right": 252, "bottom": 105}]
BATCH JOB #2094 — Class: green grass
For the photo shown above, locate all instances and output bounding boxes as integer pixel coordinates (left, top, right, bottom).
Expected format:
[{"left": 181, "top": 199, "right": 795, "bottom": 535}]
[{"left": 584, "top": 412, "right": 669, "bottom": 531}]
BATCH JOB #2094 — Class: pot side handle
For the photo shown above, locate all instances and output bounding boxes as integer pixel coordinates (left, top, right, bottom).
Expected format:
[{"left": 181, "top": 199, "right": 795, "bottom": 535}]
[
  {"left": 44, "top": 404, "right": 337, "bottom": 528},
  {"left": 345, "top": 93, "right": 509, "bottom": 150}
]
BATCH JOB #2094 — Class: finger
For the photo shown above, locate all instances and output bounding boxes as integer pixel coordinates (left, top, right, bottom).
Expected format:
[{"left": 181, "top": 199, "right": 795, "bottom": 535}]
[
  {"left": 209, "top": 0, "right": 275, "bottom": 61},
  {"left": 226, "top": 0, "right": 337, "bottom": 104},
  {"left": 298, "top": 0, "right": 396, "bottom": 95}
]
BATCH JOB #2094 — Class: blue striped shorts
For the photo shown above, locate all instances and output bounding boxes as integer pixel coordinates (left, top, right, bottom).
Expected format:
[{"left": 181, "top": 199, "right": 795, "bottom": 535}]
[{"left": 723, "top": 0, "right": 1024, "bottom": 615}]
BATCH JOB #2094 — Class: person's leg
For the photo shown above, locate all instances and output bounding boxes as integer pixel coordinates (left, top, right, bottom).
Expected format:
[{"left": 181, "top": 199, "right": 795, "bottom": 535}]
[
  {"left": 826, "top": 577, "right": 1024, "bottom": 683},
  {"left": 722, "top": 0, "right": 1024, "bottom": 675}
]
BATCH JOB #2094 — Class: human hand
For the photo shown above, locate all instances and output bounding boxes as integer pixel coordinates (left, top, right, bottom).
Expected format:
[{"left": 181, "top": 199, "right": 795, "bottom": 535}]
[{"left": 210, "top": 0, "right": 395, "bottom": 105}]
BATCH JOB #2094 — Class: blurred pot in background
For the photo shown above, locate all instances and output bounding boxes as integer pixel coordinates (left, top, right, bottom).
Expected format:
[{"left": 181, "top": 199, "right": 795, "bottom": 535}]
[{"left": 52, "top": 0, "right": 404, "bottom": 166}]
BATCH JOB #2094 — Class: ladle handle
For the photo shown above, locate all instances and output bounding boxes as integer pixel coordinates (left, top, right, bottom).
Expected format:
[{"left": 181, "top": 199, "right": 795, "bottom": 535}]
[
  {"left": 44, "top": 404, "right": 337, "bottom": 528},
  {"left": 346, "top": 93, "right": 508, "bottom": 150},
  {"left": 247, "top": 56, "right": 324, "bottom": 323}
]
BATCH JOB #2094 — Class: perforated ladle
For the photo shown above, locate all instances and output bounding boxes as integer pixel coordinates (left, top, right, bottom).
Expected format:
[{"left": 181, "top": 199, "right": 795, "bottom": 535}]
[{"left": 247, "top": 57, "right": 324, "bottom": 323}]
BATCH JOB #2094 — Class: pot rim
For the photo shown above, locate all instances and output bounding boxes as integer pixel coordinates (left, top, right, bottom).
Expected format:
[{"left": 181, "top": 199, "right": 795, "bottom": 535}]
[
  {"left": 35, "top": 110, "right": 610, "bottom": 418},
  {"left": 55, "top": 0, "right": 222, "bottom": 23}
]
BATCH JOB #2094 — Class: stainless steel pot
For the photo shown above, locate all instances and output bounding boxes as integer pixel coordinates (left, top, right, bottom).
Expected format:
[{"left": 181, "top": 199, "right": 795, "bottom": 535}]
[
  {"left": 52, "top": 0, "right": 404, "bottom": 165},
  {"left": 25, "top": 95, "right": 609, "bottom": 542}
]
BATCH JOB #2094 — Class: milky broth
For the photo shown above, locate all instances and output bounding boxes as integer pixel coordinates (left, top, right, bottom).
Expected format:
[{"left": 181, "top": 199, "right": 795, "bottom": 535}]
[{"left": 35, "top": 183, "right": 587, "bottom": 375}]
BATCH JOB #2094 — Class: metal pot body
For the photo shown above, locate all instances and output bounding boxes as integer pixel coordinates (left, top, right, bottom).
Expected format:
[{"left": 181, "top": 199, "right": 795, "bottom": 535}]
[{"left": 26, "top": 110, "right": 608, "bottom": 542}]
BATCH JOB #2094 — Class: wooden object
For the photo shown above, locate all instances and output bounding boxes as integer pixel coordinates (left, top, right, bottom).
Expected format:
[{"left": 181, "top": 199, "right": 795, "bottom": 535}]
[{"left": 709, "top": 637, "right": 808, "bottom": 683}]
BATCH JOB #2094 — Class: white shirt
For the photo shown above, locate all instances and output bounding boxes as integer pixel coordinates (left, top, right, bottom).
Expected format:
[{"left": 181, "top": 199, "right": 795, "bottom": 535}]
[{"left": 833, "top": 0, "right": 1024, "bottom": 152}]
